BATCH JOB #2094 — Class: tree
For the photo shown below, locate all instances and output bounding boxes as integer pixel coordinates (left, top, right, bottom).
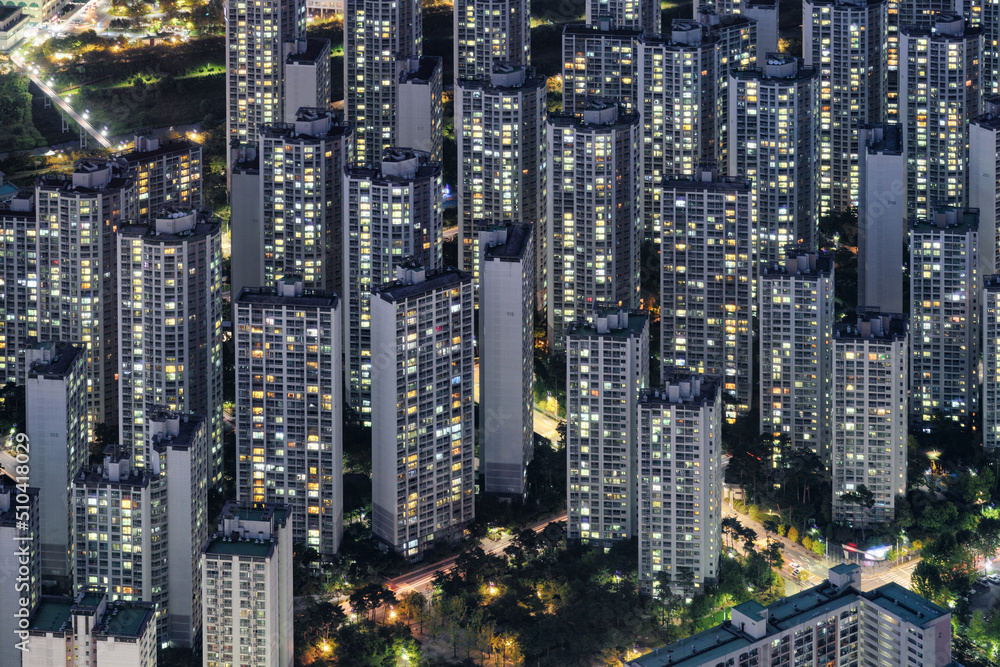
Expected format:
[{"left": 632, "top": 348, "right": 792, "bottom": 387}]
[
  {"left": 840, "top": 484, "right": 876, "bottom": 537},
  {"left": 722, "top": 516, "right": 743, "bottom": 551},
  {"left": 786, "top": 526, "right": 799, "bottom": 544},
  {"left": 399, "top": 591, "right": 426, "bottom": 629}
]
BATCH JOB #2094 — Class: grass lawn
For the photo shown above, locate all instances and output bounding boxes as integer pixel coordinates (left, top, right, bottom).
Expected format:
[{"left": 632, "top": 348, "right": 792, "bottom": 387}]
[{"left": 78, "top": 71, "right": 224, "bottom": 134}]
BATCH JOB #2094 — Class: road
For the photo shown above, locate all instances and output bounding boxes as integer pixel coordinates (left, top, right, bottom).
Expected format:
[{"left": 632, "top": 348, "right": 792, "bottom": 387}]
[
  {"left": 10, "top": 53, "right": 112, "bottom": 149},
  {"left": 444, "top": 226, "right": 458, "bottom": 242},
  {"left": 723, "top": 497, "right": 919, "bottom": 593},
  {"left": 385, "top": 511, "right": 567, "bottom": 599}
]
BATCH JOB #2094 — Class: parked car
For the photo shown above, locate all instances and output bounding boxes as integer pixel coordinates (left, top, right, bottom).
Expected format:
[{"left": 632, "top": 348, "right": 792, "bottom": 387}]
[{"left": 988, "top": 573, "right": 1000, "bottom": 584}]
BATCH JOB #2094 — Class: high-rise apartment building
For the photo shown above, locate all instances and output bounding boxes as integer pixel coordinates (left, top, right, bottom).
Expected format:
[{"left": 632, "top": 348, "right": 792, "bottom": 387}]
[
  {"left": 692, "top": 10, "right": 759, "bottom": 169},
  {"left": 889, "top": 0, "right": 959, "bottom": 118},
  {"left": 260, "top": 108, "right": 353, "bottom": 293},
  {"left": 454, "top": 0, "right": 531, "bottom": 80},
  {"left": 561, "top": 22, "right": 644, "bottom": 116},
  {"left": 566, "top": 308, "right": 649, "bottom": 547},
  {"left": 857, "top": 123, "right": 906, "bottom": 314},
  {"left": 370, "top": 265, "right": 475, "bottom": 559},
  {"left": 832, "top": 311, "right": 909, "bottom": 528},
  {"left": 225, "top": 0, "right": 305, "bottom": 147},
  {"left": 804, "top": 0, "right": 888, "bottom": 214},
  {"left": 235, "top": 278, "right": 343, "bottom": 555},
  {"left": 344, "top": 148, "right": 443, "bottom": 423},
  {"left": 230, "top": 147, "right": 263, "bottom": 298},
  {"left": 638, "top": 377, "right": 721, "bottom": 595},
  {"left": 284, "top": 38, "right": 332, "bottom": 122},
  {"left": 35, "top": 159, "right": 136, "bottom": 430},
  {"left": 456, "top": 64, "right": 546, "bottom": 283},
  {"left": 759, "top": 247, "right": 835, "bottom": 461},
  {"left": 639, "top": 22, "right": 721, "bottom": 239},
  {"left": 547, "top": 102, "right": 641, "bottom": 348},
  {"left": 24, "top": 589, "right": 158, "bottom": 667},
  {"left": 695, "top": 0, "right": 778, "bottom": 55},
  {"left": 587, "top": 0, "right": 660, "bottom": 32},
  {"left": 628, "top": 565, "right": 955, "bottom": 667},
  {"left": 396, "top": 56, "right": 444, "bottom": 162},
  {"left": 201, "top": 502, "right": 293, "bottom": 667},
  {"left": 900, "top": 13, "right": 983, "bottom": 218},
  {"left": 969, "top": 96, "right": 1000, "bottom": 278},
  {"left": 479, "top": 224, "right": 535, "bottom": 498},
  {"left": 979, "top": 0, "right": 1000, "bottom": 93},
  {"left": 0, "top": 474, "right": 39, "bottom": 667},
  {"left": 910, "top": 208, "right": 980, "bottom": 426},
  {"left": 658, "top": 166, "right": 754, "bottom": 419},
  {"left": 730, "top": 54, "right": 820, "bottom": 267},
  {"left": 25, "top": 341, "right": 87, "bottom": 586},
  {"left": 0, "top": 190, "right": 36, "bottom": 384},
  {"left": 73, "top": 413, "right": 209, "bottom": 647},
  {"left": 983, "top": 275, "right": 1000, "bottom": 452},
  {"left": 118, "top": 209, "right": 223, "bottom": 484},
  {"left": 344, "top": 0, "right": 422, "bottom": 166},
  {"left": 119, "top": 134, "right": 202, "bottom": 223}
]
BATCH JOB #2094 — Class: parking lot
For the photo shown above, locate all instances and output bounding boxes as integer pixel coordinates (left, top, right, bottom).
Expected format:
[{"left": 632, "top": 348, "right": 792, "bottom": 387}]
[{"left": 969, "top": 574, "right": 1000, "bottom": 616}]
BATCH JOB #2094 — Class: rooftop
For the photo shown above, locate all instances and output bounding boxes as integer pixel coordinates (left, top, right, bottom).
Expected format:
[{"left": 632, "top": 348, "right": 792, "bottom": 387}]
[
  {"left": 204, "top": 535, "right": 276, "bottom": 558},
  {"left": 236, "top": 286, "right": 339, "bottom": 309},
  {"left": 568, "top": 309, "right": 648, "bottom": 340},
  {"left": 861, "top": 123, "right": 902, "bottom": 154},
  {"left": 28, "top": 598, "right": 74, "bottom": 634},
  {"left": 835, "top": 311, "right": 908, "bottom": 342},
  {"left": 564, "top": 22, "right": 644, "bottom": 38},
  {"left": 95, "top": 602, "right": 155, "bottom": 638},
  {"left": 150, "top": 412, "right": 206, "bottom": 453},
  {"left": 375, "top": 266, "right": 472, "bottom": 303},
  {"left": 640, "top": 376, "right": 718, "bottom": 408},
  {"left": 985, "top": 275, "right": 1000, "bottom": 291},
  {"left": 26, "top": 341, "right": 84, "bottom": 380},
  {"left": 401, "top": 55, "right": 441, "bottom": 83},
  {"left": 483, "top": 223, "right": 532, "bottom": 262},
  {"left": 286, "top": 37, "right": 329, "bottom": 63},
  {"left": 910, "top": 207, "right": 979, "bottom": 233},
  {"left": 864, "top": 582, "right": 950, "bottom": 628},
  {"left": 119, "top": 139, "right": 199, "bottom": 164}
]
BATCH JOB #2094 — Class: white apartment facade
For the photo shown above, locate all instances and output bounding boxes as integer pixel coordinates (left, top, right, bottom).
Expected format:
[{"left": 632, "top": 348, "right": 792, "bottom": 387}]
[
  {"left": 479, "top": 224, "right": 535, "bottom": 498},
  {"left": 984, "top": 275, "right": 1000, "bottom": 452},
  {"left": 857, "top": 123, "right": 906, "bottom": 314},
  {"left": 35, "top": 159, "right": 137, "bottom": 429},
  {"left": 909, "top": 208, "right": 980, "bottom": 426},
  {"left": 759, "top": 248, "right": 835, "bottom": 461},
  {"left": 804, "top": 0, "right": 888, "bottom": 214},
  {"left": 658, "top": 167, "right": 754, "bottom": 419},
  {"left": 0, "top": 194, "right": 37, "bottom": 383},
  {"left": 260, "top": 108, "right": 353, "bottom": 293},
  {"left": 25, "top": 341, "right": 88, "bottom": 585},
  {"left": 629, "top": 564, "right": 954, "bottom": 667},
  {"left": 344, "top": 0, "right": 422, "bottom": 166},
  {"left": 900, "top": 13, "right": 983, "bottom": 218},
  {"left": 566, "top": 309, "right": 649, "bottom": 547},
  {"left": 832, "top": 311, "right": 909, "bottom": 528},
  {"left": 225, "top": 0, "right": 305, "bottom": 147},
  {"left": 638, "top": 377, "right": 722, "bottom": 596},
  {"left": 456, "top": 64, "right": 546, "bottom": 284},
  {"left": 561, "top": 23, "right": 643, "bottom": 116},
  {"left": 370, "top": 265, "right": 476, "bottom": 559},
  {"left": 0, "top": 475, "right": 39, "bottom": 667},
  {"left": 201, "top": 502, "right": 294, "bottom": 667},
  {"left": 547, "top": 102, "right": 641, "bottom": 348},
  {"left": 235, "top": 278, "right": 343, "bottom": 555},
  {"left": 587, "top": 0, "right": 660, "bottom": 32},
  {"left": 117, "top": 210, "right": 223, "bottom": 485},
  {"left": 344, "top": 148, "right": 443, "bottom": 424},
  {"left": 729, "top": 54, "right": 820, "bottom": 267},
  {"left": 454, "top": 0, "right": 531, "bottom": 80},
  {"left": 118, "top": 134, "right": 202, "bottom": 223},
  {"left": 24, "top": 589, "right": 158, "bottom": 667},
  {"left": 969, "top": 96, "right": 1000, "bottom": 278}
]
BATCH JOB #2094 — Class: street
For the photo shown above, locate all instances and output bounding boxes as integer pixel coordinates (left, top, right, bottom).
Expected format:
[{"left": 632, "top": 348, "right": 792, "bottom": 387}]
[
  {"left": 723, "top": 498, "right": 919, "bottom": 594},
  {"left": 385, "top": 511, "right": 567, "bottom": 599}
]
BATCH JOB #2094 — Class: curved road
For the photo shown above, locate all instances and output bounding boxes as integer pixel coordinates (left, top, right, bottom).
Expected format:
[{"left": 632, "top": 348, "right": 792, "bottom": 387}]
[
  {"left": 11, "top": 53, "right": 112, "bottom": 149},
  {"left": 386, "top": 511, "right": 568, "bottom": 599}
]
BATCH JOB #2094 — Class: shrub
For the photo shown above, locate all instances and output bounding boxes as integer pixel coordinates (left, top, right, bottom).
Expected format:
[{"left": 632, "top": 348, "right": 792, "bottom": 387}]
[
  {"left": 787, "top": 527, "right": 799, "bottom": 544},
  {"left": 747, "top": 505, "right": 761, "bottom": 523},
  {"left": 811, "top": 540, "right": 825, "bottom": 556},
  {"left": 802, "top": 536, "right": 813, "bottom": 551}
]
